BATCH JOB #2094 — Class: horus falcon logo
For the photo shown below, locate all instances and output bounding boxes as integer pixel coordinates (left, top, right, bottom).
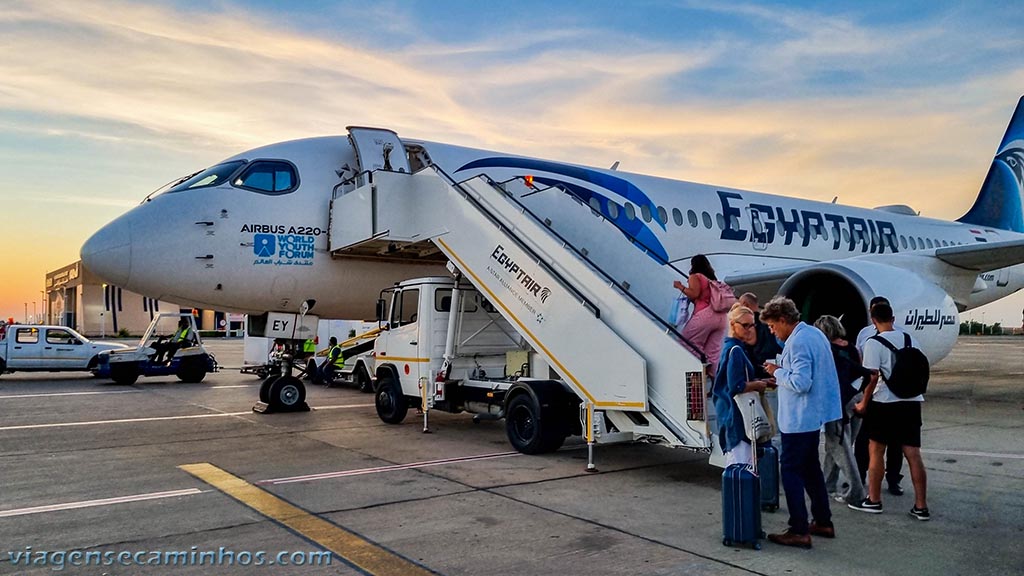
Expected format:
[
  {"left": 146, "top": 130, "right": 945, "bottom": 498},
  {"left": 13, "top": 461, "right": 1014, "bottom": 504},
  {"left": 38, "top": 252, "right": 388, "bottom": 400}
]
[{"left": 540, "top": 287, "right": 551, "bottom": 304}]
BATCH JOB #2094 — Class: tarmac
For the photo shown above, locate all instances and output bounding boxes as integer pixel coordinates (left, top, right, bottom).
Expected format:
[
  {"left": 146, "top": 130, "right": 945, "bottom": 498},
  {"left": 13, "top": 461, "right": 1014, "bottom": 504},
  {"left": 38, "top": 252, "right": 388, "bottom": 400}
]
[{"left": 0, "top": 336, "right": 1021, "bottom": 575}]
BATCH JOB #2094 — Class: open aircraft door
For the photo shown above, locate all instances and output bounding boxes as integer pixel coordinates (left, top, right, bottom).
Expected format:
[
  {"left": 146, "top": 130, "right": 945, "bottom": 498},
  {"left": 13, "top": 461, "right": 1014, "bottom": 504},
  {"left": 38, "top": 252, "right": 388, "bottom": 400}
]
[{"left": 347, "top": 127, "right": 410, "bottom": 181}]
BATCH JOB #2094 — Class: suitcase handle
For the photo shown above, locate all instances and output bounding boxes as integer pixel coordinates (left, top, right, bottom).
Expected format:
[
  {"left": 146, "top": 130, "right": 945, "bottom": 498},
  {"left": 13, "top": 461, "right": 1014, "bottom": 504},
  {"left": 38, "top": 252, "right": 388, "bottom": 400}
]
[{"left": 742, "top": 395, "right": 759, "bottom": 476}]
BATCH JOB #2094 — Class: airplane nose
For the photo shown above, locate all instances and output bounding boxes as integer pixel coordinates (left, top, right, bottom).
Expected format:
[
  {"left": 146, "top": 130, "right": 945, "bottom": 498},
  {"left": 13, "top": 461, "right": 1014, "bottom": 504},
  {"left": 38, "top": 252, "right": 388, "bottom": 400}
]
[{"left": 81, "top": 218, "right": 132, "bottom": 286}]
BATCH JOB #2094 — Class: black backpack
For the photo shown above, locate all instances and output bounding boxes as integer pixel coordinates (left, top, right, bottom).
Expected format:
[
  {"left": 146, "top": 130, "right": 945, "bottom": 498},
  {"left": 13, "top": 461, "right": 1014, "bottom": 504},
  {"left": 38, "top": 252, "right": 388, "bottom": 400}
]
[{"left": 870, "top": 333, "right": 929, "bottom": 398}]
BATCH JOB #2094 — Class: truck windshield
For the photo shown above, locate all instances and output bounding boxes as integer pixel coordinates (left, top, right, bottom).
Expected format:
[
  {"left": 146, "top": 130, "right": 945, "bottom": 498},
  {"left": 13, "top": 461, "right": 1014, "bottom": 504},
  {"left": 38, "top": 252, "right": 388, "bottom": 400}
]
[{"left": 167, "top": 160, "right": 246, "bottom": 193}]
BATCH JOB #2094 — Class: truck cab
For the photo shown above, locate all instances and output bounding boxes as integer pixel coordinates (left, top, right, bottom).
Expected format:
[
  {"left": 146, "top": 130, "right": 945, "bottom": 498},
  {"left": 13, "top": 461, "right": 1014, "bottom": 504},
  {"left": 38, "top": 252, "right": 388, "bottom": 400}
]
[
  {"left": 0, "top": 325, "right": 128, "bottom": 375},
  {"left": 372, "top": 277, "right": 581, "bottom": 453}
]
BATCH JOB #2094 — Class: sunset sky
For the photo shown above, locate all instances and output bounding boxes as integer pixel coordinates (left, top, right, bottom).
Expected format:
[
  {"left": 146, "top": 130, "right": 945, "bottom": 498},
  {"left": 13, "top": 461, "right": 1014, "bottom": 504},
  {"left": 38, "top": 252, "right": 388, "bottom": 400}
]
[{"left": 2, "top": 0, "right": 1023, "bottom": 326}]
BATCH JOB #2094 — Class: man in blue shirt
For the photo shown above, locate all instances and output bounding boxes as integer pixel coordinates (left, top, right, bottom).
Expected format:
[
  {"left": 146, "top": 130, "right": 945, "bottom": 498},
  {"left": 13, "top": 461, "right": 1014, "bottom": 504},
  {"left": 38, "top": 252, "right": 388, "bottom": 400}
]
[{"left": 762, "top": 297, "right": 843, "bottom": 548}]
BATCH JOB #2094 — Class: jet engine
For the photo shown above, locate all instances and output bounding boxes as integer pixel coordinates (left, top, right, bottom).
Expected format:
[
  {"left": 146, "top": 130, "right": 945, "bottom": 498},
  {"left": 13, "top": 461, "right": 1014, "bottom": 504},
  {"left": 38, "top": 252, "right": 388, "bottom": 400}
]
[{"left": 778, "top": 260, "right": 958, "bottom": 364}]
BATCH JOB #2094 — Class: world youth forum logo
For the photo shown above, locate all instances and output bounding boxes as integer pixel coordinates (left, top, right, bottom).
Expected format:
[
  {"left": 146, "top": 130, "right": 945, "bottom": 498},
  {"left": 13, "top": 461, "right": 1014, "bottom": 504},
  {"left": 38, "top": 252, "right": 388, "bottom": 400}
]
[{"left": 254, "top": 234, "right": 276, "bottom": 257}]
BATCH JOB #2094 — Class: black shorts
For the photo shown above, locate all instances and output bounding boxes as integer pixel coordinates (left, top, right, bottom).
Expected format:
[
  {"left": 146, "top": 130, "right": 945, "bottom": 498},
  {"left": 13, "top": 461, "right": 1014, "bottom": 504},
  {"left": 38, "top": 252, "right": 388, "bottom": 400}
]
[{"left": 865, "top": 400, "right": 922, "bottom": 448}]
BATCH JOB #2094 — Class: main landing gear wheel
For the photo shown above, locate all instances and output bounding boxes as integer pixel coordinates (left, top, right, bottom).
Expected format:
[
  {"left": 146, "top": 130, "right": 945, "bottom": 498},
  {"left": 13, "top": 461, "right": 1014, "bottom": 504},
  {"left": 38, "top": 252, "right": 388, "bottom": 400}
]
[
  {"left": 505, "top": 394, "right": 566, "bottom": 454},
  {"left": 268, "top": 375, "right": 306, "bottom": 411},
  {"left": 375, "top": 375, "right": 408, "bottom": 424}
]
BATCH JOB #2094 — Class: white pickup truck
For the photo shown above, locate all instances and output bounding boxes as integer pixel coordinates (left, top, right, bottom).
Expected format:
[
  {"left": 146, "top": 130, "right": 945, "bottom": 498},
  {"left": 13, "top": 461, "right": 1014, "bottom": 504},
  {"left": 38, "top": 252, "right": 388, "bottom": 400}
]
[{"left": 0, "top": 325, "right": 129, "bottom": 375}]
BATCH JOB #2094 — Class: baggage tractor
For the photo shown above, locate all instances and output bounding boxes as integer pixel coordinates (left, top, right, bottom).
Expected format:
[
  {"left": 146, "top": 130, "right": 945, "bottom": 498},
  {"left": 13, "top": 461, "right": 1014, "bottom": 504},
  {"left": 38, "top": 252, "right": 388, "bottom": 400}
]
[
  {"left": 758, "top": 442, "right": 780, "bottom": 512},
  {"left": 721, "top": 394, "right": 765, "bottom": 549}
]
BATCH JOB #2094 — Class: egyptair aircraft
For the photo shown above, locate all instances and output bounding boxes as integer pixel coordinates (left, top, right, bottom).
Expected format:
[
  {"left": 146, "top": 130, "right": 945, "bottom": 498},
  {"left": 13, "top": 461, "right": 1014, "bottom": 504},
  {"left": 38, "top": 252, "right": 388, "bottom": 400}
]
[{"left": 82, "top": 97, "right": 1024, "bottom": 365}]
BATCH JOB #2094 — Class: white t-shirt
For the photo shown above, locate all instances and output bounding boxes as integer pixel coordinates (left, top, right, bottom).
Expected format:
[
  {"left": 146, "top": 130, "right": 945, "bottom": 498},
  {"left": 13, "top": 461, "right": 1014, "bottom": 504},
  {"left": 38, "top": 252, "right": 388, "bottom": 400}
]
[{"left": 860, "top": 328, "right": 925, "bottom": 403}]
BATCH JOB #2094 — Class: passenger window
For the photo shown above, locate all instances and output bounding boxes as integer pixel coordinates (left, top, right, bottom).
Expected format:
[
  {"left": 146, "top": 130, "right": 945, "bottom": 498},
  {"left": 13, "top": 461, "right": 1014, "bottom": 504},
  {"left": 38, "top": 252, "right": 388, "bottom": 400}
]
[
  {"left": 909, "top": 236, "right": 918, "bottom": 249},
  {"left": 900, "top": 235, "right": 907, "bottom": 249},
  {"left": 715, "top": 213, "right": 725, "bottom": 230},
  {"left": 588, "top": 197, "right": 601, "bottom": 214},
  {"left": 46, "top": 329, "right": 77, "bottom": 344},
  {"left": 657, "top": 206, "right": 668, "bottom": 225},
  {"left": 640, "top": 204, "right": 652, "bottom": 223},
  {"left": 16, "top": 328, "right": 39, "bottom": 344},
  {"left": 624, "top": 203, "right": 636, "bottom": 221},
  {"left": 687, "top": 210, "right": 698, "bottom": 228},
  {"left": 822, "top": 227, "right": 829, "bottom": 241},
  {"left": 842, "top": 229, "right": 850, "bottom": 244},
  {"left": 672, "top": 208, "right": 684, "bottom": 227},
  {"left": 702, "top": 211, "right": 712, "bottom": 229},
  {"left": 233, "top": 160, "right": 298, "bottom": 194},
  {"left": 608, "top": 202, "right": 620, "bottom": 219}
]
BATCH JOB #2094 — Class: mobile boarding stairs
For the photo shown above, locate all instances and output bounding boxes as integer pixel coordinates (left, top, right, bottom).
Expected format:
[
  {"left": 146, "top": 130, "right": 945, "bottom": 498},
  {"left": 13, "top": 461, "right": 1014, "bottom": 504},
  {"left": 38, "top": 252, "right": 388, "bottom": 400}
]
[{"left": 328, "top": 163, "right": 724, "bottom": 463}]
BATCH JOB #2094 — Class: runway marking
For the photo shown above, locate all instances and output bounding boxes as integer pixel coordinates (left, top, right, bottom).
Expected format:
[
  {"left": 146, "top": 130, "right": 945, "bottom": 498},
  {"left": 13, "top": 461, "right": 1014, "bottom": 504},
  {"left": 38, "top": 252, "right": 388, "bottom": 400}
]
[
  {"left": 0, "top": 390, "right": 140, "bottom": 399},
  {"left": 180, "top": 463, "right": 436, "bottom": 576},
  {"left": 0, "top": 489, "right": 204, "bottom": 518},
  {"left": 923, "top": 448, "right": 1024, "bottom": 460},
  {"left": 0, "top": 403, "right": 374, "bottom": 432},
  {"left": 261, "top": 451, "right": 522, "bottom": 485}
]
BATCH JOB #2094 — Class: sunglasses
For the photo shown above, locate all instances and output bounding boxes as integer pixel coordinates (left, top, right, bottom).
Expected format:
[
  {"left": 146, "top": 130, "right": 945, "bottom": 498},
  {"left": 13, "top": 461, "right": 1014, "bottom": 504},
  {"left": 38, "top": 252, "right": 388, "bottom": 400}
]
[{"left": 732, "top": 321, "right": 755, "bottom": 329}]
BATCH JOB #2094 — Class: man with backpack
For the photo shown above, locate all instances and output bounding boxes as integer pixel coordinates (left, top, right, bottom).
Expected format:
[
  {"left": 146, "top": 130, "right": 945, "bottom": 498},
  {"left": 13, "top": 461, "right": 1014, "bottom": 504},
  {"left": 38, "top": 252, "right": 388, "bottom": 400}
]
[
  {"left": 849, "top": 303, "right": 930, "bottom": 520},
  {"left": 856, "top": 297, "right": 906, "bottom": 496}
]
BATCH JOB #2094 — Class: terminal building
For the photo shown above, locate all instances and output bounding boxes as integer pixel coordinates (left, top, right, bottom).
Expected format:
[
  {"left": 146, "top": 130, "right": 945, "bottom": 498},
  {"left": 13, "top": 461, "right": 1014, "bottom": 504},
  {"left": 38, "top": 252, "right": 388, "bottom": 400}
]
[{"left": 44, "top": 261, "right": 239, "bottom": 337}]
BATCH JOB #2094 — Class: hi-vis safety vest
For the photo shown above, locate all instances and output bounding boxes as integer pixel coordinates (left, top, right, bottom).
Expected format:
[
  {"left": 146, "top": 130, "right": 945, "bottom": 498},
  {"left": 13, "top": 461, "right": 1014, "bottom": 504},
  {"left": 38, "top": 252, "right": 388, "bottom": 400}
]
[
  {"left": 329, "top": 345, "right": 345, "bottom": 368},
  {"left": 303, "top": 338, "right": 316, "bottom": 353},
  {"left": 174, "top": 326, "right": 191, "bottom": 342}
]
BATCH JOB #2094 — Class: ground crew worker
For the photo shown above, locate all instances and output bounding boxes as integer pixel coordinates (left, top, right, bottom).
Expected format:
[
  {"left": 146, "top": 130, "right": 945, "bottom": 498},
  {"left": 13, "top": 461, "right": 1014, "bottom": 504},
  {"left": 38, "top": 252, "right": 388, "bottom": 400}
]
[
  {"left": 317, "top": 336, "right": 345, "bottom": 384},
  {"left": 154, "top": 318, "right": 193, "bottom": 363}
]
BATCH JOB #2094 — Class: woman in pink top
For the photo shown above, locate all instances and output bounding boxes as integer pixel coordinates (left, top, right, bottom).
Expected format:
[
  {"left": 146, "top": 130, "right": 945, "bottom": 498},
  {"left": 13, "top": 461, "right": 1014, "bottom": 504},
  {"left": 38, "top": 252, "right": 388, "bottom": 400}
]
[{"left": 673, "top": 254, "right": 728, "bottom": 377}]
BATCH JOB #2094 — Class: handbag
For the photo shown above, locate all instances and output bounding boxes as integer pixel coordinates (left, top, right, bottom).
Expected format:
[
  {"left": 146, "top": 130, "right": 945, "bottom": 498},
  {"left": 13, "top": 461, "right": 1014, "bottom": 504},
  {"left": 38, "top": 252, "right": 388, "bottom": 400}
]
[
  {"left": 727, "top": 347, "right": 773, "bottom": 443},
  {"left": 668, "top": 295, "right": 692, "bottom": 330}
]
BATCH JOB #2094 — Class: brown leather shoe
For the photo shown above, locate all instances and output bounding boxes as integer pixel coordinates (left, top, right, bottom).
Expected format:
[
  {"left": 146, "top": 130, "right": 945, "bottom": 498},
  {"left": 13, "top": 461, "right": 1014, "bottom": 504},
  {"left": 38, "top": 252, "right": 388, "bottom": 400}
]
[
  {"left": 768, "top": 530, "right": 812, "bottom": 549},
  {"left": 809, "top": 521, "right": 835, "bottom": 538}
]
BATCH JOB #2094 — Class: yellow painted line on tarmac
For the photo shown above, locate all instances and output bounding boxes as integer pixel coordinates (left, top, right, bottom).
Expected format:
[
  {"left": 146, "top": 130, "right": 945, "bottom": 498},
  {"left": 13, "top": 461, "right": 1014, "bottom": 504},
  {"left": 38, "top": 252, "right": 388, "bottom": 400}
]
[{"left": 179, "top": 463, "right": 436, "bottom": 576}]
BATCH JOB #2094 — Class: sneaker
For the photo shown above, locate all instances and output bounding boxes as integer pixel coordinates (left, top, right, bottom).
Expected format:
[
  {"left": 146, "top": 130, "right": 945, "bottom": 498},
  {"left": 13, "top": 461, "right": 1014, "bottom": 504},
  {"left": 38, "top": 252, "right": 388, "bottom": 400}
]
[
  {"left": 767, "top": 529, "right": 812, "bottom": 549},
  {"left": 888, "top": 482, "right": 905, "bottom": 496},
  {"left": 848, "top": 498, "right": 883, "bottom": 514},
  {"left": 831, "top": 492, "right": 846, "bottom": 503},
  {"left": 909, "top": 507, "right": 931, "bottom": 521}
]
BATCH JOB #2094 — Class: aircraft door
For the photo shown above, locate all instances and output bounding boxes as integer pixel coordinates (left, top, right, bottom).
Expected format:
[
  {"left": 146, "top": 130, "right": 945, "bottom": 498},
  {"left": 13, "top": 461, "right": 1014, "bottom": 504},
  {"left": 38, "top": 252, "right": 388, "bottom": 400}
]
[
  {"left": 347, "top": 127, "right": 411, "bottom": 184},
  {"left": 748, "top": 207, "right": 768, "bottom": 251}
]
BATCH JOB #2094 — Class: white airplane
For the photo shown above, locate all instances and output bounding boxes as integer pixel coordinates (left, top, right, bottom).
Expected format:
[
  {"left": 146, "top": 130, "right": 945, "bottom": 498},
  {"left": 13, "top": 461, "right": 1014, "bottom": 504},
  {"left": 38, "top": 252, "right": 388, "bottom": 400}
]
[{"left": 81, "top": 98, "right": 1024, "bottom": 366}]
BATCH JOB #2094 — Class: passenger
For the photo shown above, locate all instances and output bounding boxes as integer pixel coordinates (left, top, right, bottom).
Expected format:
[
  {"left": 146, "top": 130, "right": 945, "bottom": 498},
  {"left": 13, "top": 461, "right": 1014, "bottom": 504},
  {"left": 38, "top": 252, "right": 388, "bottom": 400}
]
[
  {"left": 849, "top": 303, "right": 930, "bottom": 520},
  {"left": 737, "top": 293, "right": 782, "bottom": 377},
  {"left": 855, "top": 296, "right": 905, "bottom": 495},
  {"left": 761, "top": 296, "right": 842, "bottom": 548},
  {"left": 672, "top": 254, "right": 728, "bottom": 377},
  {"left": 712, "top": 303, "right": 773, "bottom": 466},
  {"left": 814, "top": 315, "right": 869, "bottom": 505}
]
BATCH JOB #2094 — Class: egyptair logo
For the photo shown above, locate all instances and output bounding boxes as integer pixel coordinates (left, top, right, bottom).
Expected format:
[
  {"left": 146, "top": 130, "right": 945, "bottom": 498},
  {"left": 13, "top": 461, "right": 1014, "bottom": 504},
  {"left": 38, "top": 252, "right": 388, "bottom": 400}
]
[{"left": 540, "top": 287, "right": 551, "bottom": 303}]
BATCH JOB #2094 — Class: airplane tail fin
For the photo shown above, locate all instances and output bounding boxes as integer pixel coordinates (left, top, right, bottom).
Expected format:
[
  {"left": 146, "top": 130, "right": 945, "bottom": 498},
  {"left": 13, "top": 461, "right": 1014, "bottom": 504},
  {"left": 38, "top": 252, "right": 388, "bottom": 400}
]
[{"left": 957, "top": 96, "right": 1024, "bottom": 233}]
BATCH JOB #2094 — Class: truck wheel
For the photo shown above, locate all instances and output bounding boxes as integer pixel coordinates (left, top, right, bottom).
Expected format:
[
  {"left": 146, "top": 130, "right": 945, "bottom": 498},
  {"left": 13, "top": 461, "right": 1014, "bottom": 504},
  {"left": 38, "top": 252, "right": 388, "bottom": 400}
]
[
  {"left": 506, "top": 394, "right": 566, "bottom": 454},
  {"left": 259, "top": 375, "right": 279, "bottom": 403},
  {"left": 268, "top": 376, "right": 305, "bottom": 410},
  {"left": 375, "top": 375, "right": 408, "bottom": 424},
  {"left": 110, "top": 362, "right": 140, "bottom": 385},
  {"left": 177, "top": 356, "right": 208, "bottom": 383},
  {"left": 355, "top": 364, "right": 373, "bottom": 393},
  {"left": 0, "top": 358, "right": 5, "bottom": 376}
]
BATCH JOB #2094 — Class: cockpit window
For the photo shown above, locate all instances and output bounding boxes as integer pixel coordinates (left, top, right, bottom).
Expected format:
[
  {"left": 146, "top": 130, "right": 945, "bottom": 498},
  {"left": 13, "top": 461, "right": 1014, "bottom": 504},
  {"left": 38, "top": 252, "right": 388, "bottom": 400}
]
[
  {"left": 232, "top": 161, "right": 298, "bottom": 195},
  {"left": 167, "top": 160, "right": 246, "bottom": 193}
]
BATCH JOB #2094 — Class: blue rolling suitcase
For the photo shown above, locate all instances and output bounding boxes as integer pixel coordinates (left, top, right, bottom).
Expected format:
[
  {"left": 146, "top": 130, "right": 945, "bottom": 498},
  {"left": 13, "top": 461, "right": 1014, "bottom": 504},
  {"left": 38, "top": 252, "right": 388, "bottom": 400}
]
[
  {"left": 722, "top": 463, "right": 762, "bottom": 549},
  {"left": 722, "top": 397, "right": 764, "bottom": 549},
  {"left": 758, "top": 443, "right": 780, "bottom": 512}
]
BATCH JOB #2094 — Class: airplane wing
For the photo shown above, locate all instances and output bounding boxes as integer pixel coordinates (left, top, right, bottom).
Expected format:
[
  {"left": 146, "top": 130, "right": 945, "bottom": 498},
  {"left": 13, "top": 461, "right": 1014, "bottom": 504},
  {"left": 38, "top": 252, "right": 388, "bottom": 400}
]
[
  {"left": 933, "top": 238, "right": 1024, "bottom": 271},
  {"left": 723, "top": 237, "right": 1024, "bottom": 304}
]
